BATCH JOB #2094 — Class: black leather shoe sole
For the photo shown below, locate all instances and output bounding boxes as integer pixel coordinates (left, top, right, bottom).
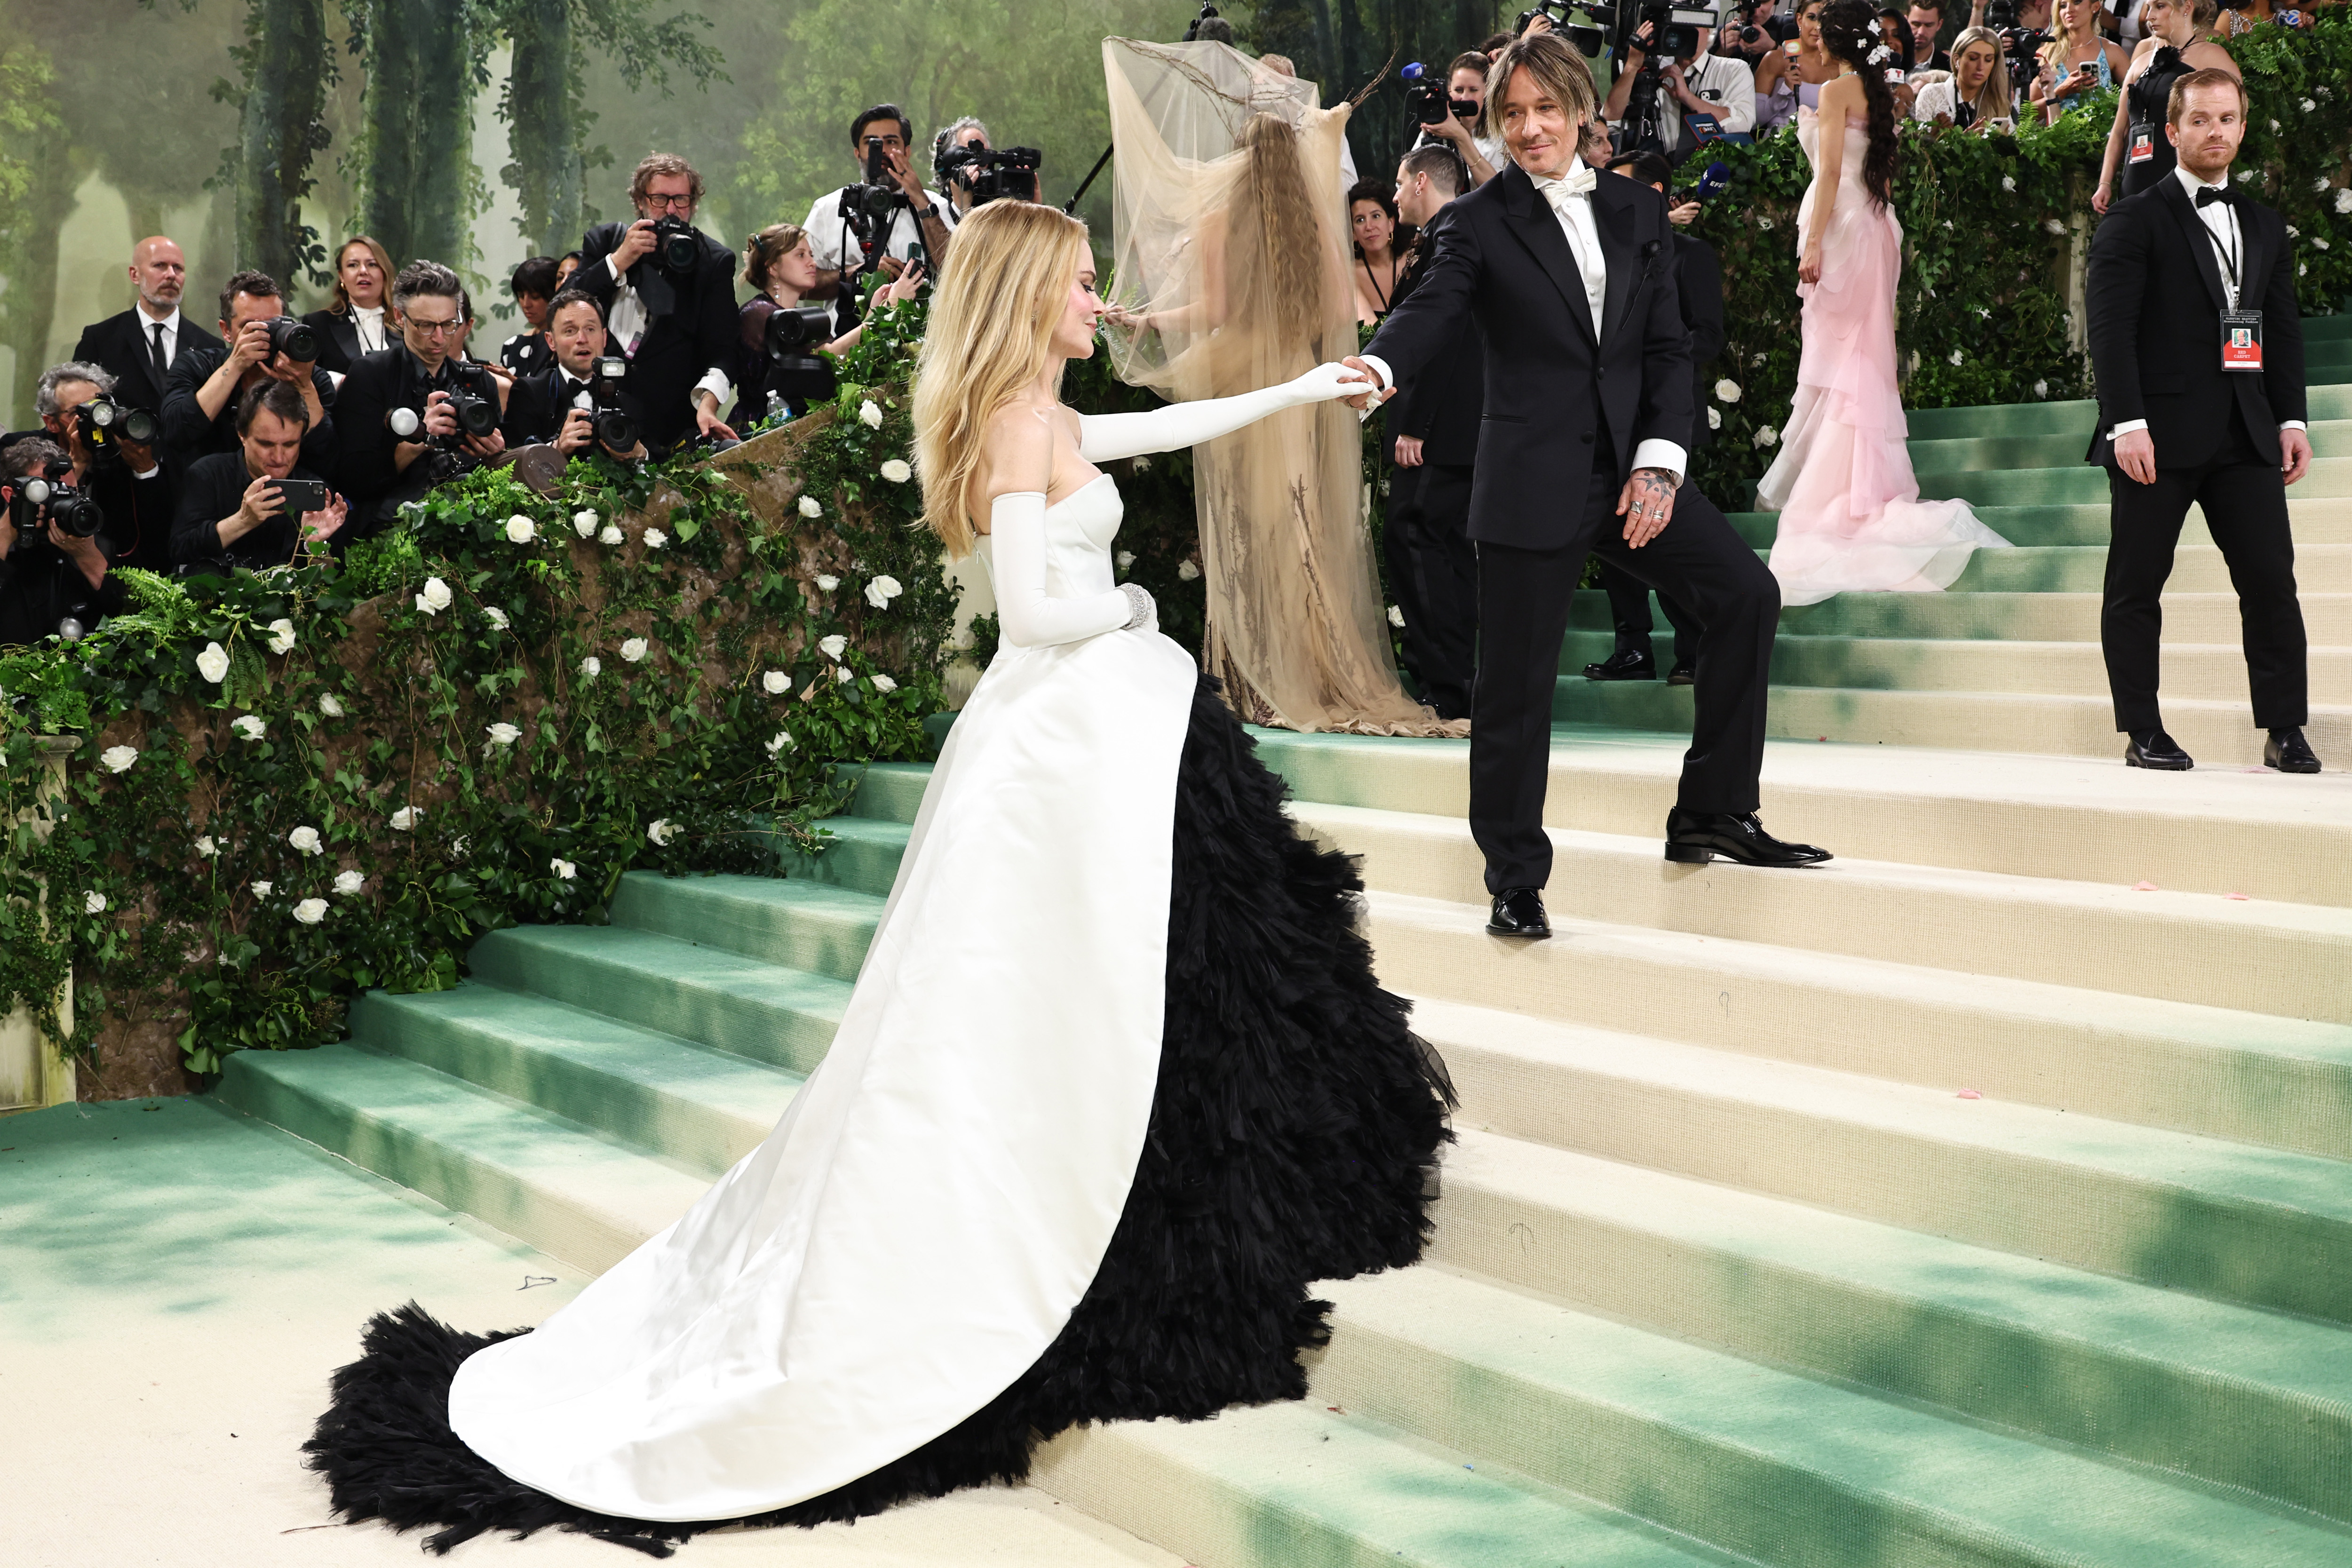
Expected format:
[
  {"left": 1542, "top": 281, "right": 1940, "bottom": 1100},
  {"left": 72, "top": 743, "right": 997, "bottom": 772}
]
[{"left": 1664, "top": 839, "right": 1829, "bottom": 868}]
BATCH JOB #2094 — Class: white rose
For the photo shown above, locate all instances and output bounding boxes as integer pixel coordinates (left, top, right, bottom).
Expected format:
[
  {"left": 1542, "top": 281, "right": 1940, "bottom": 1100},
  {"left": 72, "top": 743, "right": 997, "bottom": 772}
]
[
  {"left": 250, "top": 880, "right": 274, "bottom": 898},
  {"left": 859, "top": 398, "right": 883, "bottom": 429},
  {"left": 871, "top": 672, "right": 898, "bottom": 692},
  {"left": 1177, "top": 560, "right": 1200, "bottom": 581},
  {"left": 647, "top": 819, "right": 677, "bottom": 846},
  {"left": 420, "top": 576, "right": 453, "bottom": 613},
  {"left": 2236, "top": 169, "right": 2255, "bottom": 183},
  {"left": 1714, "top": 379, "right": 1741, "bottom": 404},
  {"left": 572, "top": 508, "right": 600, "bottom": 537},
  {"left": 1757, "top": 215, "right": 1773, "bottom": 230},
  {"left": 333, "top": 869, "right": 364, "bottom": 896},
  {"left": 580, "top": 655, "right": 601, "bottom": 680},
  {"left": 1948, "top": 349, "right": 1964, "bottom": 366},
  {"left": 484, "top": 606, "right": 509, "bottom": 631},
  {"left": 318, "top": 693, "right": 344, "bottom": 717},
  {"left": 814, "top": 573, "right": 840, "bottom": 591},
  {"left": 2317, "top": 238, "right": 2334, "bottom": 252},
  {"left": 195, "top": 641, "right": 230, "bottom": 684},
  {"left": 389, "top": 806, "right": 421, "bottom": 831},
  {"left": 762, "top": 669, "right": 789, "bottom": 694},
  {"left": 798, "top": 494, "right": 824, "bottom": 519},
  {"left": 2001, "top": 175, "right": 2015, "bottom": 193},
  {"left": 835, "top": 665, "right": 855, "bottom": 684},
  {"left": 599, "top": 525, "right": 624, "bottom": 545},
  {"left": 1387, "top": 605, "right": 1405, "bottom": 628},
  {"left": 879, "top": 458, "right": 912, "bottom": 483},
  {"left": 1116, "top": 550, "right": 1136, "bottom": 573},
  {"left": 2033, "top": 380, "right": 2049, "bottom": 398},
  {"left": 288, "top": 826, "right": 323, "bottom": 856},
  {"left": 2337, "top": 188, "right": 2352, "bottom": 215},
  {"left": 1706, "top": 407, "right": 1723, "bottom": 431},
  {"left": 505, "top": 515, "right": 537, "bottom": 544},
  {"left": 620, "top": 637, "right": 649, "bottom": 663},
  {"left": 550, "top": 858, "right": 576, "bottom": 880},
  {"left": 765, "top": 729, "right": 795, "bottom": 755},
  {"left": 2044, "top": 218, "right": 2067, "bottom": 235},
  {"left": 266, "top": 618, "right": 297, "bottom": 655},
  {"left": 2303, "top": 100, "right": 2318, "bottom": 114},
  {"left": 1753, "top": 425, "right": 1780, "bottom": 448},
  {"left": 231, "top": 715, "right": 266, "bottom": 741},
  {"left": 100, "top": 744, "right": 138, "bottom": 773},
  {"left": 196, "top": 835, "right": 218, "bottom": 858},
  {"left": 293, "top": 897, "right": 327, "bottom": 925},
  {"left": 83, "top": 890, "right": 105, "bottom": 915},
  {"left": 818, "top": 634, "right": 848, "bottom": 661},
  {"left": 1132, "top": 454, "right": 1152, "bottom": 471},
  {"left": 864, "top": 574, "right": 903, "bottom": 609},
  {"left": 485, "top": 722, "right": 521, "bottom": 746},
  {"left": 644, "top": 528, "right": 668, "bottom": 550}
]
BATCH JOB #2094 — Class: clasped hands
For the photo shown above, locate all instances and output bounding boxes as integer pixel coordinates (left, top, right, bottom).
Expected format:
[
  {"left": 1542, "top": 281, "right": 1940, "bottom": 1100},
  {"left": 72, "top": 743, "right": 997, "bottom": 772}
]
[{"left": 2113, "top": 425, "right": 2311, "bottom": 487}]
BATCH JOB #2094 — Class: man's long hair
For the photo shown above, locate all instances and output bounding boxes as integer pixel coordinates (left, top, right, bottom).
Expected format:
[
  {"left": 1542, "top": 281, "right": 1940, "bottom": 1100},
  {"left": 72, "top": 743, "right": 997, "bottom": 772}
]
[
  {"left": 1819, "top": 0, "right": 1900, "bottom": 209},
  {"left": 912, "top": 201, "right": 1092, "bottom": 557},
  {"left": 1480, "top": 32, "right": 1601, "bottom": 157}
]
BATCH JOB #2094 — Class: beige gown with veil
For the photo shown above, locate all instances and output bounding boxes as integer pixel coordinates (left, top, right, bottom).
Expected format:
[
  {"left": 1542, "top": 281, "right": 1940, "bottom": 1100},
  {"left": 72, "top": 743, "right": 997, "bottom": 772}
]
[{"left": 1101, "top": 38, "right": 1465, "bottom": 737}]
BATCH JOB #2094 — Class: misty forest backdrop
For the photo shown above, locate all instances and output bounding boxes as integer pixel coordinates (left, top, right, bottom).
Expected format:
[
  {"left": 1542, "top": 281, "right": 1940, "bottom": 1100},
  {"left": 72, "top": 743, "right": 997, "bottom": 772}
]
[{"left": 0, "top": 0, "right": 1517, "bottom": 429}]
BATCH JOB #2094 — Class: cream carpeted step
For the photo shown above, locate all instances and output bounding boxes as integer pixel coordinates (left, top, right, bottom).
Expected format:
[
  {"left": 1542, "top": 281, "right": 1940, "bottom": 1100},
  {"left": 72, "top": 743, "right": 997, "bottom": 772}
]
[
  {"left": 1292, "top": 803, "right": 2352, "bottom": 1020},
  {"left": 1254, "top": 726, "right": 2352, "bottom": 907},
  {"left": 1359, "top": 889, "right": 2352, "bottom": 1162},
  {"left": 1759, "top": 588, "right": 2352, "bottom": 642},
  {"left": 1943, "top": 541, "right": 2352, "bottom": 593},
  {"left": 1430, "top": 1121, "right": 2352, "bottom": 1522}
]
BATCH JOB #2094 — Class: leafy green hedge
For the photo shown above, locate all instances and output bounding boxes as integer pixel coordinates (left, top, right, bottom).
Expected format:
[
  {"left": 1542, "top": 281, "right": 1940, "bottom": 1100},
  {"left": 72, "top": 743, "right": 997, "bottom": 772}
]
[
  {"left": 1682, "top": 11, "right": 2352, "bottom": 504},
  {"left": 0, "top": 294, "right": 950, "bottom": 1094}
]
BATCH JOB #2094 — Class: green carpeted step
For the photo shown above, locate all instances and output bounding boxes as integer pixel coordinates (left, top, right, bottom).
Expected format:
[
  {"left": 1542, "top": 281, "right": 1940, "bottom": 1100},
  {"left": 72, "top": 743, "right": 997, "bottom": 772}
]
[
  {"left": 1311, "top": 1266, "right": 2352, "bottom": 1568},
  {"left": 1431, "top": 1110, "right": 2352, "bottom": 1524},
  {"left": 2312, "top": 339, "right": 2352, "bottom": 374},
  {"left": 466, "top": 924, "right": 849, "bottom": 1075},
  {"left": 1900, "top": 380, "right": 2352, "bottom": 441},
  {"left": 2308, "top": 311, "right": 2352, "bottom": 341},
  {"left": 608, "top": 870, "right": 883, "bottom": 977},
  {"left": 351, "top": 984, "right": 798, "bottom": 1178},
  {"left": 1033, "top": 1402, "right": 1747, "bottom": 1568},
  {"left": 1912, "top": 418, "right": 2352, "bottom": 478},
  {"left": 774, "top": 814, "right": 911, "bottom": 896},
  {"left": 842, "top": 761, "right": 933, "bottom": 824},
  {"left": 215, "top": 1042, "right": 706, "bottom": 1273}
]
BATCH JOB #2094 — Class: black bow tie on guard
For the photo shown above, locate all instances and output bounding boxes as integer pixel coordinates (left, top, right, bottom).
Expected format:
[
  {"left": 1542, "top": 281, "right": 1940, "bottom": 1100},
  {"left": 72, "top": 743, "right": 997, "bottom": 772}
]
[{"left": 2195, "top": 185, "right": 2236, "bottom": 209}]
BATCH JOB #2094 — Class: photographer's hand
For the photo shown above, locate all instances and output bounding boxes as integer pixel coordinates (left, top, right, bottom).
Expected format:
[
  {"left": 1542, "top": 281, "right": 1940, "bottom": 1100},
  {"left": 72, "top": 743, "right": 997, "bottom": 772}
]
[
  {"left": 556, "top": 407, "right": 596, "bottom": 457},
  {"left": 880, "top": 264, "right": 927, "bottom": 307},
  {"left": 883, "top": 145, "right": 930, "bottom": 207},
  {"left": 0, "top": 508, "right": 16, "bottom": 560},
  {"left": 460, "top": 426, "right": 506, "bottom": 462},
  {"left": 693, "top": 392, "right": 737, "bottom": 443},
  {"left": 51, "top": 521, "right": 107, "bottom": 589},
  {"left": 421, "top": 390, "right": 460, "bottom": 440},
  {"left": 614, "top": 219, "right": 658, "bottom": 273},
  {"left": 227, "top": 319, "right": 274, "bottom": 378}
]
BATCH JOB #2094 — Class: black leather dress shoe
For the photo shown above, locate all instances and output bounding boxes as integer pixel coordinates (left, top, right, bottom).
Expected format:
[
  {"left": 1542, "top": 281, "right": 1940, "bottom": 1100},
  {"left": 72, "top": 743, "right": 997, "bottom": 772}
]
[
  {"left": 1666, "top": 664, "right": 1695, "bottom": 686},
  {"left": 1664, "top": 809, "right": 1833, "bottom": 867},
  {"left": 1487, "top": 887, "right": 1550, "bottom": 938},
  {"left": 1582, "top": 647, "right": 1657, "bottom": 681},
  {"left": 2266, "top": 726, "right": 2322, "bottom": 774},
  {"left": 2124, "top": 730, "right": 2194, "bottom": 771}
]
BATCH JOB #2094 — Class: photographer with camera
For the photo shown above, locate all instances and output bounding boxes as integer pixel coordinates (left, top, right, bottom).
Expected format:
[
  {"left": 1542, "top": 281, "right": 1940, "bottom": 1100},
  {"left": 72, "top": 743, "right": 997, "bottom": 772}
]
[
  {"left": 1405, "top": 53, "right": 1506, "bottom": 188},
  {"left": 0, "top": 437, "right": 124, "bottom": 645},
  {"left": 72, "top": 238, "right": 223, "bottom": 456},
  {"left": 174, "top": 381, "right": 346, "bottom": 572},
  {"left": 573, "top": 153, "right": 743, "bottom": 454},
  {"left": 163, "top": 269, "right": 337, "bottom": 480},
  {"left": 333, "top": 260, "right": 507, "bottom": 531},
  {"left": 933, "top": 118, "right": 992, "bottom": 217},
  {"left": 730, "top": 224, "right": 923, "bottom": 430},
  {"left": 29, "top": 362, "right": 174, "bottom": 575},
  {"left": 501, "top": 290, "right": 650, "bottom": 462},
  {"left": 1602, "top": 14, "right": 1758, "bottom": 159},
  {"left": 801, "top": 107, "right": 956, "bottom": 335},
  {"left": 933, "top": 126, "right": 1045, "bottom": 215}
]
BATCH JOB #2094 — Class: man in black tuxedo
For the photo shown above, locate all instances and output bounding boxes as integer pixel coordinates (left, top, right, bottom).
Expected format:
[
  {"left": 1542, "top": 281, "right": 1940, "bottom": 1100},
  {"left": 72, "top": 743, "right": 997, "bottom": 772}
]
[
  {"left": 1351, "top": 32, "right": 1824, "bottom": 939},
  {"left": 2084, "top": 67, "right": 2319, "bottom": 774},
  {"left": 501, "top": 289, "right": 648, "bottom": 462},
  {"left": 334, "top": 260, "right": 508, "bottom": 531},
  {"left": 573, "top": 152, "right": 740, "bottom": 456},
  {"left": 1383, "top": 143, "right": 1483, "bottom": 722},
  {"left": 72, "top": 238, "right": 225, "bottom": 436},
  {"left": 162, "top": 269, "right": 337, "bottom": 481}
]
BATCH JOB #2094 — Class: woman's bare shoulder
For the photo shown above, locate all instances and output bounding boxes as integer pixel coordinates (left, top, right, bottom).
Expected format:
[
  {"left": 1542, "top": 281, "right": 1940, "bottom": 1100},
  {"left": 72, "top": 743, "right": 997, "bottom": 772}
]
[{"left": 980, "top": 404, "right": 1055, "bottom": 496}]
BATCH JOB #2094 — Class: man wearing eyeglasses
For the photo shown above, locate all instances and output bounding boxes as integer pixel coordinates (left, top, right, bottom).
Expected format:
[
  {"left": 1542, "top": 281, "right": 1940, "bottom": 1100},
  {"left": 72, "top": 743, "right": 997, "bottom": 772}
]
[
  {"left": 334, "top": 259, "right": 509, "bottom": 533},
  {"left": 572, "top": 152, "right": 742, "bottom": 456}
]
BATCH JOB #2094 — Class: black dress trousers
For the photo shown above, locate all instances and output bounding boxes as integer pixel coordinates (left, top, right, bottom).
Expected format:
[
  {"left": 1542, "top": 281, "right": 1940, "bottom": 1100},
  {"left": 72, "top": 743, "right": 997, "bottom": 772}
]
[
  {"left": 1383, "top": 461, "right": 1479, "bottom": 720},
  {"left": 2101, "top": 410, "right": 2306, "bottom": 733},
  {"left": 1470, "top": 459, "right": 1780, "bottom": 895},
  {"left": 1594, "top": 557, "right": 1704, "bottom": 670}
]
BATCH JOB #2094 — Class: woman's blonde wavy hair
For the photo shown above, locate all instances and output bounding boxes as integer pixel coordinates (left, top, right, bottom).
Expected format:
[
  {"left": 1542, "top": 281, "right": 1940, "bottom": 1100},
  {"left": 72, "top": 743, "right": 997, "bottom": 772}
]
[{"left": 913, "top": 200, "right": 1092, "bottom": 557}]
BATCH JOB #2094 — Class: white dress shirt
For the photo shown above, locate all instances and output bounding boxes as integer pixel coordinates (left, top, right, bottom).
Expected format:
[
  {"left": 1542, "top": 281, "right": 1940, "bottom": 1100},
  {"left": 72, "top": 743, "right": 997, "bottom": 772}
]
[
  {"left": 800, "top": 187, "right": 956, "bottom": 274},
  {"left": 352, "top": 304, "right": 388, "bottom": 356},
  {"left": 2106, "top": 165, "right": 2306, "bottom": 442},
  {"left": 1647, "top": 51, "right": 1759, "bottom": 154},
  {"left": 603, "top": 252, "right": 732, "bottom": 412},
  {"left": 137, "top": 304, "right": 181, "bottom": 375}
]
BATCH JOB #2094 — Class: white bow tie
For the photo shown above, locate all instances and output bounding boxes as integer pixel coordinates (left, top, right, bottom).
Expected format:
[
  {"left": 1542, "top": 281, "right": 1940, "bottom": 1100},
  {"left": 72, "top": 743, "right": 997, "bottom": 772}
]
[{"left": 1538, "top": 165, "right": 1598, "bottom": 210}]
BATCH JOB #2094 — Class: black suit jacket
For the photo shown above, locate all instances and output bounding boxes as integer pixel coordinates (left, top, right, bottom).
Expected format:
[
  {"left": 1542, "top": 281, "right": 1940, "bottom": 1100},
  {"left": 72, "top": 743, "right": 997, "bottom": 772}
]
[
  {"left": 1387, "top": 212, "right": 1485, "bottom": 468},
  {"left": 333, "top": 347, "right": 506, "bottom": 517},
  {"left": 1672, "top": 231, "right": 1726, "bottom": 452},
  {"left": 2085, "top": 177, "right": 2304, "bottom": 469},
  {"left": 502, "top": 365, "right": 595, "bottom": 448},
  {"left": 573, "top": 222, "right": 739, "bottom": 452},
  {"left": 301, "top": 308, "right": 369, "bottom": 376},
  {"left": 72, "top": 310, "right": 225, "bottom": 415},
  {"left": 162, "top": 349, "right": 339, "bottom": 479},
  {"left": 1363, "top": 162, "right": 1695, "bottom": 549}
]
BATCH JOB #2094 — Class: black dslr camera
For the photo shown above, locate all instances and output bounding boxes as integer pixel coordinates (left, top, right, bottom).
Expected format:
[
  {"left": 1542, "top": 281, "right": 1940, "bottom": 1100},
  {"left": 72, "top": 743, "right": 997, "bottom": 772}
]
[
  {"left": 443, "top": 365, "right": 500, "bottom": 444},
  {"left": 651, "top": 215, "right": 702, "bottom": 276},
  {"left": 1400, "top": 62, "right": 1457, "bottom": 129},
  {"left": 763, "top": 305, "right": 841, "bottom": 403},
  {"left": 9, "top": 459, "right": 104, "bottom": 540},
  {"left": 1517, "top": 0, "right": 1608, "bottom": 50},
  {"left": 587, "top": 357, "right": 637, "bottom": 455},
  {"left": 263, "top": 315, "right": 318, "bottom": 365},
  {"left": 935, "top": 140, "right": 1044, "bottom": 207},
  {"left": 72, "top": 396, "right": 160, "bottom": 468},
  {"left": 850, "top": 136, "right": 903, "bottom": 222}
]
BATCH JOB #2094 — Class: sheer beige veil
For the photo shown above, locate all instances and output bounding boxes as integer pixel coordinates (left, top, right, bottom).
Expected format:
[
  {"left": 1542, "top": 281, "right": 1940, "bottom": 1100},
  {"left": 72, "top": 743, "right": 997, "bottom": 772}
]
[{"left": 1097, "top": 38, "right": 1461, "bottom": 736}]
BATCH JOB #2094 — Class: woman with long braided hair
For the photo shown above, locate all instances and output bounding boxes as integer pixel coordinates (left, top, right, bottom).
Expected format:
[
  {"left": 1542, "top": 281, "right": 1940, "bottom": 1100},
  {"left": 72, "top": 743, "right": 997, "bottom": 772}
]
[{"left": 1755, "top": 0, "right": 2010, "bottom": 604}]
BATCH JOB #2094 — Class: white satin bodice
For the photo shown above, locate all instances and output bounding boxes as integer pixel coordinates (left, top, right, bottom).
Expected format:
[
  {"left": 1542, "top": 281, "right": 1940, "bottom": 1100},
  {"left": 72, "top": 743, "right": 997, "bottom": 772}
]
[{"left": 974, "top": 472, "right": 1122, "bottom": 602}]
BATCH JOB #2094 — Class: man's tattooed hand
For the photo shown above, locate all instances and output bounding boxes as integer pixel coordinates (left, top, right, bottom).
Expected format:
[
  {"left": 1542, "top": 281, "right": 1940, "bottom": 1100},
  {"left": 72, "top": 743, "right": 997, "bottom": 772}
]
[{"left": 1617, "top": 466, "right": 1679, "bottom": 548}]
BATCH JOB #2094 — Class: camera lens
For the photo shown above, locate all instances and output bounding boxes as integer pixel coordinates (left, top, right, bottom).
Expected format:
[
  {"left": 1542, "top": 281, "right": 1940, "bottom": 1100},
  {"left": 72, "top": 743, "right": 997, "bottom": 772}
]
[
  {"left": 266, "top": 316, "right": 318, "bottom": 363},
  {"left": 48, "top": 490, "right": 104, "bottom": 538}
]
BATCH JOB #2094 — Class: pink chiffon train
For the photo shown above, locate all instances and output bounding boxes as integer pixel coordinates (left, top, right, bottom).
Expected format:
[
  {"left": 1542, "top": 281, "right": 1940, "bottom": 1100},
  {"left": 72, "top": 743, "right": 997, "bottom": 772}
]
[{"left": 1756, "top": 111, "right": 2010, "bottom": 607}]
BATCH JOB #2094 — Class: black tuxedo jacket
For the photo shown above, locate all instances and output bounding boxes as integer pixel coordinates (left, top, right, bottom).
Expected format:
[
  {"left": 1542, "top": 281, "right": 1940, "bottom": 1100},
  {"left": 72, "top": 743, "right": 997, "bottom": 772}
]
[
  {"left": 1364, "top": 161, "right": 1695, "bottom": 549},
  {"left": 300, "top": 308, "right": 370, "bottom": 376},
  {"left": 1672, "top": 231, "right": 1726, "bottom": 452},
  {"left": 2085, "top": 177, "right": 2305, "bottom": 469},
  {"left": 72, "top": 310, "right": 225, "bottom": 415},
  {"left": 502, "top": 365, "right": 596, "bottom": 447},
  {"left": 161, "top": 348, "right": 339, "bottom": 480},
  {"left": 333, "top": 347, "right": 508, "bottom": 514},
  {"left": 574, "top": 222, "right": 738, "bottom": 451},
  {"left": 1387, "top": 214, "right": 1485, "bottom": 468}
]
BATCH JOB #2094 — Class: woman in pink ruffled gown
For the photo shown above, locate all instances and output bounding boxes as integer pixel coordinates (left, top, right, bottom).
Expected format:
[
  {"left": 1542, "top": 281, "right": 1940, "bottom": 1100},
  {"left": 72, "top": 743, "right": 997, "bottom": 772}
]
[{"left": 1756, "top": 0, "right": 2010, "bottom": 606}]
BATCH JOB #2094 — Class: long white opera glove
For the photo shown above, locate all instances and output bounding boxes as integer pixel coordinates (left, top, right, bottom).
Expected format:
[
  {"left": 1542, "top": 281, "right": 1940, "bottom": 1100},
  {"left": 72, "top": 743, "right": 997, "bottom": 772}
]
[
  {"left": 988, "top": 491, "right": 1137, "bottom": 649},
  {"left": 1076, "top": 362, "right": 1373, "bottom": 462}
]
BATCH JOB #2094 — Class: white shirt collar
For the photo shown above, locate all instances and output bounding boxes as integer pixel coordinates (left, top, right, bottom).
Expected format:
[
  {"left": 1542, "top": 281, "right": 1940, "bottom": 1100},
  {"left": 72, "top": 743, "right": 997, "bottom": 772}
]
[
  {"left": 1533, "top": 154, "right": 1591, "bottom": 190},
  {"left": 138, "top": 303, "right": 182, "bottom": 333},
  {"left": 354, "top": 302, "right": 385, "bottom": 320},
  {"left": 2174, "top": 164, "right": 2229, "bottom": 200}
]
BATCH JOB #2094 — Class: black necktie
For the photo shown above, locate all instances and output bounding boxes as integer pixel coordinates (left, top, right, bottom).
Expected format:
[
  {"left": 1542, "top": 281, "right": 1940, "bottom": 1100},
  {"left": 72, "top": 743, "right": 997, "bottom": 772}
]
[
  {"left": 2195, "top": 186, "right": 2233, "bottom": 208},
  {"left": 151, "top": 320, "right": 168, "bottom": 381}
]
